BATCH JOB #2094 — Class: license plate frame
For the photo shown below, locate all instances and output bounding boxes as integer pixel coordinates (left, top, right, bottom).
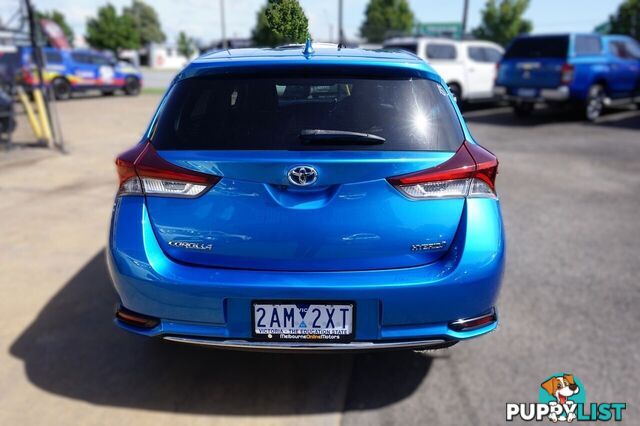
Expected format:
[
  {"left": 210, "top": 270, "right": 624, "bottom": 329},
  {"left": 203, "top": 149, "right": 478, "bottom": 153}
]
[
  {"left": 252, "top": 300, "right": 355, "bottom": 343},
  {"left": 517, "top": 88, "right": 537, "bottom": 98}
]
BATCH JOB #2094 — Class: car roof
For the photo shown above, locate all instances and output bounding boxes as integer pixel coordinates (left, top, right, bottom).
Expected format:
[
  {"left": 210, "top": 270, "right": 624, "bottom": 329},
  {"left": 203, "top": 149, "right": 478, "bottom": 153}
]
[
  {"left": 181, "top": 44, "right": 442, "bottom": 82},
  {"left": 196, "top": 44, "right": 421, "bottom": 62},
  {"left": 513, "top": 32, "right": 600, "bottom": 39},
  {"left": 21, "top": 47, "right": 104, "bottom": 55},
  {"left": 602, "top": 34, "right": 634, "bottom": 41}
]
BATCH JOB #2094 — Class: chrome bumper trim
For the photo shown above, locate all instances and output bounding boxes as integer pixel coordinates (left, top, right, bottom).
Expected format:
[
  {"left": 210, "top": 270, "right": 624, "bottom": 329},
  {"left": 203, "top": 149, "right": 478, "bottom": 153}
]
[{"left": 163, "top": 336, "right": 452, "bottom": 351}]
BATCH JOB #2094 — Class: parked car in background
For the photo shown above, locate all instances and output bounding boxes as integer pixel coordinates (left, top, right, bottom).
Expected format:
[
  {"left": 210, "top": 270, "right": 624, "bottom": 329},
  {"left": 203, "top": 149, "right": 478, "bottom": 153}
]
[
  {"left": 0, "top": 46, "right": 18, "bottom": 137},
  {"left": 17, "top": 47, "right": 143, "bottom": 100},
  {"left": 0, "top": 86, "right": 15, "bottom": 137},
  {"left": 494, "top": 33, "right": 640, "bottom": 121},
  {"left": 603, "top": 34, "right": 640, "bottom": 104},
  {"left": 384, "top": 37, "right": 504, "bottom": 104}
]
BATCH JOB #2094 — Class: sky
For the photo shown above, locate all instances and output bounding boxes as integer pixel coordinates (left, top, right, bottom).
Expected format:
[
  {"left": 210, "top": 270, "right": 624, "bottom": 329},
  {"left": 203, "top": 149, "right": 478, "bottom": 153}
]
[{"left": 0, "top": 0, "right": 627, "bottom": 44}]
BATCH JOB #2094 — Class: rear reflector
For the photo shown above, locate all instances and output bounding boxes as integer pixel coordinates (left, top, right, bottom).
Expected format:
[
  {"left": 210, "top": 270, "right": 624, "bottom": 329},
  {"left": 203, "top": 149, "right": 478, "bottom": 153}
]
[
  {"left": 387, "top": 141, "right": 498, "bottom": 200},
  {"left": 449, "top": 309, "right": 497, "bottom": 331},
  {"left": 115, "top": 142, "right": 220, "bottom": 197},
  {"left": 115, "top": 305, "right": 160, "bottom": 329}
]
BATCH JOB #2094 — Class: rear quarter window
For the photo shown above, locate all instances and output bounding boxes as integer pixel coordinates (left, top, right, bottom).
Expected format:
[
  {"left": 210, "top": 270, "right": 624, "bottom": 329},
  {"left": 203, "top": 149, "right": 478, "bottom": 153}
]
[
  {"left": 468, "top": 46, "right": 484, "bottom": 62},
  {"left": 426, "top": 44, "right": 457, "bottom": 60},
  {"left": 483, "top": 47, "right": 503, "bottom": 62},
  {"left": 575, "top": 35, "right": 602, "bottom": 56},
  {"left": 504, "top": 36, "right": 569, "bottom": 59},
  {"left": 469, "top": 46, "right": 503, "bottom": 63},
  {"left": 151, "top": 74, "right": 464, "bottom": 152}
]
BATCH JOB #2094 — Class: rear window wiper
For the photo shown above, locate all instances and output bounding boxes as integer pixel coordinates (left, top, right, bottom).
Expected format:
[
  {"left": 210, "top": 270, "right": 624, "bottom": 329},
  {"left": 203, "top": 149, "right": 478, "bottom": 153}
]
[{"left": 299, "top": 129, "right": 386, "bottom": 145}]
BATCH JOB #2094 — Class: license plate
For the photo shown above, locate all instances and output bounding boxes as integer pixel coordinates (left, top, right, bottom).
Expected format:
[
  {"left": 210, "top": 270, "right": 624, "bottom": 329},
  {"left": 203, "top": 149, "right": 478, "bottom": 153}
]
[
  {"left": 253, "top": 301, "right": 354, "bottom": 342},
  {"left": 517, "top": 88, "right": 537, "bottom": 98}
]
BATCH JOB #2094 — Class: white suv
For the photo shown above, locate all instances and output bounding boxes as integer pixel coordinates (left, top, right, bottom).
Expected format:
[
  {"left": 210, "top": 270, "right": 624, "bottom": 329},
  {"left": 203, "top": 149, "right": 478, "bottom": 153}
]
[{"left": 384, "top": 37, "right": 504, "bottom": 104}]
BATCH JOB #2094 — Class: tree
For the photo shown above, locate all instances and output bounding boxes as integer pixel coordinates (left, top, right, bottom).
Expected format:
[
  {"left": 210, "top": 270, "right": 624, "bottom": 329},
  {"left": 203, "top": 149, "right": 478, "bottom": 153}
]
[
  {"left": 472, "top": 0, "right": 532, "bottom": 46},
  {"left": 123, "top": 0, "right": 166, "bottom": 46},
  {"left": 252, "top": 0, "right": 309, "bottom": 47},
  {"left": 608, "top": 0, "right": 640, "bottom": 39},
  {"left": 252, "top": 5, "right": 286, "bottom": 47},
  {"left": 36, "top": 10, "right": 75, "bottom": 46},
  {"left": 177, "top": 31, "right": 194, "bottom": 60},
  {"left": 85, "top": 4, "right": 140, "bottom": 54},
  {"left": 360, "top": 0, "right": 414, "bottom": 43}
]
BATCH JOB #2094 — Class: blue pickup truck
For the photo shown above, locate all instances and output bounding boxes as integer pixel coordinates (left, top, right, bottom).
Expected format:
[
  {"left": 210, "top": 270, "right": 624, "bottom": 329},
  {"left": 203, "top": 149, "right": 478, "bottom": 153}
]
[{"left": 494, "top": 33, "right": 640, "bottom": 121}]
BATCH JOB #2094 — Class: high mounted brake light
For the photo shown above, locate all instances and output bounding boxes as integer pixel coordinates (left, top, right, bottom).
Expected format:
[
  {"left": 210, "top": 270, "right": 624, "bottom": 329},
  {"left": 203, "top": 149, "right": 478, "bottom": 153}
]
[
  {"left": 387, "top": 141, "right": 498, "bottom": 200},
  {"left": 115, "top": 142, "right": 220, "bottom": 197}
]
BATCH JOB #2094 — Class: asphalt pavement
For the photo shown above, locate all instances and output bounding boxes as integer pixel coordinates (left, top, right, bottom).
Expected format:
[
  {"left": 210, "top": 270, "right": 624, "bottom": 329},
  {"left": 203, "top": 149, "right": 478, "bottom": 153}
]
[{"left": 1, "top": 96, "right": 638, "bottom": 425}]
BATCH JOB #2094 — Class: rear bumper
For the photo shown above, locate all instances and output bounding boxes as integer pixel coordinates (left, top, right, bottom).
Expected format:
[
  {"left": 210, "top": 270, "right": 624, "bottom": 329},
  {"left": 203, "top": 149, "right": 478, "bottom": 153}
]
[
  {"left": 494, "top": 85, "right": 571, "bottom": 103},
  {"left": 107, "top": 196, "right": 505, "bottom": 350}
]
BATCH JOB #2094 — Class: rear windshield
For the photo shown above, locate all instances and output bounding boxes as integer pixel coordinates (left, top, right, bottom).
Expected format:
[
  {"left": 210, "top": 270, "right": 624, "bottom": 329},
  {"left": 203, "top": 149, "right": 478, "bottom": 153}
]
[
  {"left": 504, "top": 36, "right": 569, "bottom": 59},
  {"left": 151, "top": 75, "right": 464, "bottom": 152}
]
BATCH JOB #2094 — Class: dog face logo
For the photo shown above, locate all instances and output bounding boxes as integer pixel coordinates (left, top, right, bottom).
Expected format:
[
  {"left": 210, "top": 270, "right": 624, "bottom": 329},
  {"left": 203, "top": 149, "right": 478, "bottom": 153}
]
[
  {"left": 540, "top": 374, "right": 581, "bottom": 422},
  {"left": 541, "top": 374, "right": 580, "bottom": 405}
]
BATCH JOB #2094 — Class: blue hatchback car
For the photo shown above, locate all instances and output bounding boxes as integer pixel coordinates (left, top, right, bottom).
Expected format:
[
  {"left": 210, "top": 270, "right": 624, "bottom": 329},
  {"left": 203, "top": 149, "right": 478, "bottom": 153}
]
[{"left": 108, "top": 42, "right": 505, "bottom": 351}]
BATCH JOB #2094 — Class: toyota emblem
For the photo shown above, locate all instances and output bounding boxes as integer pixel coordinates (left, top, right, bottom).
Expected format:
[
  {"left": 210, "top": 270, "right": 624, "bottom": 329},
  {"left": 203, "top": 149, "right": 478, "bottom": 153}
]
[{"left": 287, "top": 166, "right": 318, "bottom": 186}]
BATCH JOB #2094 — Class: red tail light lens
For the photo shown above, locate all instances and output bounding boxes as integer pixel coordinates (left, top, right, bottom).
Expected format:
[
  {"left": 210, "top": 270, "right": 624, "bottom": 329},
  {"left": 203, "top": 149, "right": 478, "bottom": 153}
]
[
  {"left": 115, "top": 305, "right": 160, "bottom": 329},
  {"left": 20, "top": 67, "right": 35, "bottom": 85},
  {"left": 560, "top": 63, "right": 574, "bottom": 84},
  {"left": 387, "top": 141, "right": 498, "bottom": 199},
  {"left": 465, "top": 141, "right": 498, "bottom": 191},
  {"left": 115, "top": 142, "right": 220, "bottom": 197}
]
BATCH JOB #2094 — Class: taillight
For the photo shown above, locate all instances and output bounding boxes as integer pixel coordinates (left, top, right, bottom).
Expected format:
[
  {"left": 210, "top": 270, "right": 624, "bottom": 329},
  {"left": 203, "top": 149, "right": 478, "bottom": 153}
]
[
  {"left": 115, "top": 142, "right": 220, "bottom": 197},
  {"left": 20, "top": 67, "right": 35, "bottom": 84},
  {"left": 560, "top": 63, "right": 574, "bottom": 84},
  {"left": 387, "top": 141, "right": 498, "bottom": 200}
]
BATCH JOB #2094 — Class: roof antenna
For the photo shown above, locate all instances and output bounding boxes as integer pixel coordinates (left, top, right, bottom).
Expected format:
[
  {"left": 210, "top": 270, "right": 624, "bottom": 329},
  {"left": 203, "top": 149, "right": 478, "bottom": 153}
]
[{"left": 303, "top": 37, "right": 314, "bottom": 56}]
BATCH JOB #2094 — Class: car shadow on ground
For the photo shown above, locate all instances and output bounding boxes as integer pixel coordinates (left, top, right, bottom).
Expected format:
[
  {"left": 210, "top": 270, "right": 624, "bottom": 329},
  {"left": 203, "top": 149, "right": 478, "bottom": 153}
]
[
  {"left": 463, "top": 105, "right": 640, "bottom": 129},
  {"left": 10, "top": 249, "right": 432, "bottom": 415}
]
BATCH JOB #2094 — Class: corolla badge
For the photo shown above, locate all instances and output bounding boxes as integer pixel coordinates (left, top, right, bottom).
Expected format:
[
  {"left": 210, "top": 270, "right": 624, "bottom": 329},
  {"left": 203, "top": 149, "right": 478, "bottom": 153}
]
[
  {"left": 168, "top": 241, "right": 213, "bottom": 251},
  {"left": 288, "top": 166, "right": 318, "bottom": 186}
]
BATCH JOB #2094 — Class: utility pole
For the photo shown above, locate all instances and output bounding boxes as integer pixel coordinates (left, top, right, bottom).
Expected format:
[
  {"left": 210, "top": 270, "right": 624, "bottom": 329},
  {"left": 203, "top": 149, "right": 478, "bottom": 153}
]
[
  {"left": 24, "top": 0, "right": 45, "bottom": 96},
  {"left": 24, "top": 0, "right": 63, "bottom": 150},
  {"left": 338, "top": 0, "right": 345, "bottom": 46},
  {"left": 461, "top": 0, "right": 469, "bottom": 38},
  {"left": 220, "top": 0, "right": 228, "bottom": 49}
]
